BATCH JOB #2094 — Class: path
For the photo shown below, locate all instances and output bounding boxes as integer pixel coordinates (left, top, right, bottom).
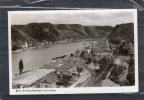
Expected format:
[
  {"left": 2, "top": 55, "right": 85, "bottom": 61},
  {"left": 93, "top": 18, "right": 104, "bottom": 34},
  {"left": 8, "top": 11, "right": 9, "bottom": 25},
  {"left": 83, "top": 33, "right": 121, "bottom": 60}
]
[{"left": 13, "top": 68, "right": 55, "bottom": 85}]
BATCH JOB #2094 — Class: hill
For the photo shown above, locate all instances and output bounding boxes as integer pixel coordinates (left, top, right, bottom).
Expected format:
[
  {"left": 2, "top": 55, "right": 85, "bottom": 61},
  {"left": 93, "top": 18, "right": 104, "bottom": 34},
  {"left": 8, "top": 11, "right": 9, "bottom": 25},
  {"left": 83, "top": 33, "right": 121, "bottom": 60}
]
[
  {"left": 11, "top": 22, "right": 113, "bottom": 50},
  {"left": 108, "top": 23, "right": 134, "bottom": 44}
]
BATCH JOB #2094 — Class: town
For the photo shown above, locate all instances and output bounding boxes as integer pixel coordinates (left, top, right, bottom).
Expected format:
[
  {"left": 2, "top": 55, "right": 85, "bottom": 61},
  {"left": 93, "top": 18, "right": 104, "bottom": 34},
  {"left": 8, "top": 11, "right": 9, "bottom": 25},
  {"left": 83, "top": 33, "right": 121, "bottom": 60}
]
[{"left": 12, "top": 38, "right": 134, "bottom": 88}]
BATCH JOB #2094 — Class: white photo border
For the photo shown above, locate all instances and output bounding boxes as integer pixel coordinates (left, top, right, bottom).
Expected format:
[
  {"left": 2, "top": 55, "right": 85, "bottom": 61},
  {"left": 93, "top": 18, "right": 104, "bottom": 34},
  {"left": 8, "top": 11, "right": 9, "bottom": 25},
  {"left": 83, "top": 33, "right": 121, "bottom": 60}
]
[{"left": 8, "top": 9, "right": 138, "bottom": 95}]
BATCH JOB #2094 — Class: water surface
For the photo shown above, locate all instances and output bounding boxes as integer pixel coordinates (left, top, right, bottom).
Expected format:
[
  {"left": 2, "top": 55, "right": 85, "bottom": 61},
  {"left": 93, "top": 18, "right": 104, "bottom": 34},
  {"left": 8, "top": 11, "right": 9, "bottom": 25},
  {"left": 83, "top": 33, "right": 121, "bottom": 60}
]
[{"left": 12, "top": 41, "right": 96, "bottom": 75}]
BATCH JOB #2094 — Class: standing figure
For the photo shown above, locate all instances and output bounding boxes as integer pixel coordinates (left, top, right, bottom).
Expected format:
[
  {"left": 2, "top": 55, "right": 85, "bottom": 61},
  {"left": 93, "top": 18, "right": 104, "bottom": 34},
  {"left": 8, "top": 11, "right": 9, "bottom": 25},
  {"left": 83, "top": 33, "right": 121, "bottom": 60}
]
[{"left": 19, "top": 59, "right": 24, "bottom": 75}]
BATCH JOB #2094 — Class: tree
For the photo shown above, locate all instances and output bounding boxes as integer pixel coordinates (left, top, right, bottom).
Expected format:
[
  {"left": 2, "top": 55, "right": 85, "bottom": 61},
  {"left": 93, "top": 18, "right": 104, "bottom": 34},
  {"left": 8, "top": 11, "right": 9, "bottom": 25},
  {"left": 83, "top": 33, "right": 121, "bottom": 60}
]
[
  {"left": 85, "top": 57, "right": 92, "bottom": 64},
  {"left": 77, "top": 67, "right": 83, "bottom": 76},
  {"left": 98, "top": 56, "right": 109, "bottom": 73},
  {"left": 126, "top": 56, "right": 135, "bottom": 86},
  {"left": 118, "top": 42, "right": 130, "bottom": 55},
  {"left": 56, "top": 74, "right": 72, "bottom": 87}
]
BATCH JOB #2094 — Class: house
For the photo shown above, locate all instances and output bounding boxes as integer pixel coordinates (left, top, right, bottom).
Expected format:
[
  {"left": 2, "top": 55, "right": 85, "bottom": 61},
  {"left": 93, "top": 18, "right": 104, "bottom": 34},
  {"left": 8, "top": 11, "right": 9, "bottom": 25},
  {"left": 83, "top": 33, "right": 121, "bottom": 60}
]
[
  {"left": 70, "top": 75, "right": 79, "bottom": 83},
  {"left": 21, "top": 42, "right": 28, "bottom": 48},
  {"left": 55, "top": 64, "right": 71, "bottom": 75}
]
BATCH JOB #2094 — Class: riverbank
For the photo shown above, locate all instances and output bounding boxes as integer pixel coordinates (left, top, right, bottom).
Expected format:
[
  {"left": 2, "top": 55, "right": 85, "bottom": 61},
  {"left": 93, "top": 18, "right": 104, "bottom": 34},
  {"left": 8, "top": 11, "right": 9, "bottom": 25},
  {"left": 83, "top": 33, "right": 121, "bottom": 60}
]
[
  {"left": 12, "top": 39, "right": 98, "bottom": 75},
  {"left": 12, "top": 49, "right": 88, "bottom": 88},
  {"left": 12, "top": 39, "right": 98, "bottom": 53},
  {"left": 12, "top": 39, "right": 107, "bottom": 88},
  {"left": 12, "top": 38, "right": 134, "bottom": 88}
]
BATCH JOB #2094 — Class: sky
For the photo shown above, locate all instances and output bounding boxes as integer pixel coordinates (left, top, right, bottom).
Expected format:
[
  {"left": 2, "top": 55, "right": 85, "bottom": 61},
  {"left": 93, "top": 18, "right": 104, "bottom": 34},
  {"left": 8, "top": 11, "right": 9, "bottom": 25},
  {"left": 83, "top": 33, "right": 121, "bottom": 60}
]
[{"left": 10, "top": 10, "right": 134, "bottom": 26}]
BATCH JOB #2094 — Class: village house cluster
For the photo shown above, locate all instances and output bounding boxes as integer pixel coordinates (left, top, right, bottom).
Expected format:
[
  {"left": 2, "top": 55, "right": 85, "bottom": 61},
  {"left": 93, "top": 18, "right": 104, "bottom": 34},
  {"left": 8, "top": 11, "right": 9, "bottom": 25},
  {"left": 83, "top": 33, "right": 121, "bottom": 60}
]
[{"left": 13, "top": 38, "right": 135, "bottom": 88}]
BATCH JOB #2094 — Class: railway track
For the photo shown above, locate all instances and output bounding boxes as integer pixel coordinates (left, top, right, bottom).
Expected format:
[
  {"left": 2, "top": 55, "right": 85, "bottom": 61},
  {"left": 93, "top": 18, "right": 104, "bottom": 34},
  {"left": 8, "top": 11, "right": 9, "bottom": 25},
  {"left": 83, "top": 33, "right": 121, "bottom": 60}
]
[
  {"left": 74, "top": 40, "right": 117, "bottom": 87},
  {"left": 88, "top": 56, "right": 116, "bottom": 87}
]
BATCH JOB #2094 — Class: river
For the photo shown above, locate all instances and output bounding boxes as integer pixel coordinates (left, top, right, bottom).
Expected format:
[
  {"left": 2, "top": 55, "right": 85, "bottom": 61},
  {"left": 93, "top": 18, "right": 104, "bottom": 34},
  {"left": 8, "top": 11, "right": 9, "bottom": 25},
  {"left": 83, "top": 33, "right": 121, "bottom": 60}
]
[{"left": 12, "top": 40, "right": 97, "bottom": 75}]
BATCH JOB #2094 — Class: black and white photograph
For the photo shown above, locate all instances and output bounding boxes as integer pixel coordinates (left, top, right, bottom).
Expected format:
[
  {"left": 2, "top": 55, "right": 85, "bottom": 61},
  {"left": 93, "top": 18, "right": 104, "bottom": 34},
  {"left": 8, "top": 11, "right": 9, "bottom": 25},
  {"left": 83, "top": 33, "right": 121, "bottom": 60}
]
[{"left": 8, "top": 9, "right": 138, "bottom": 95}]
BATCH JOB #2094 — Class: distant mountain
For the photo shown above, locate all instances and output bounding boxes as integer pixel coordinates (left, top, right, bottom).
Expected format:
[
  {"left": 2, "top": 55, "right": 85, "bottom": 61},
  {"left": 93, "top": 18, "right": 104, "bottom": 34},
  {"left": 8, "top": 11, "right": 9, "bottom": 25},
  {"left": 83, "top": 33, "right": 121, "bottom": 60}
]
[
  {"left": 11, "top": 22, "right": 134, "bottom": 51},
  {"left": 22, "top": 23, "right": 63, "bottom": 42},
  {"left": 11, "top": 22, "right": 113, "bottom": 50},
  {"left": 108, "top": 23, "right": 134, "bottom": 44},
  {"left": 11, "top": 26, "right": 35, "bottom": 50}
]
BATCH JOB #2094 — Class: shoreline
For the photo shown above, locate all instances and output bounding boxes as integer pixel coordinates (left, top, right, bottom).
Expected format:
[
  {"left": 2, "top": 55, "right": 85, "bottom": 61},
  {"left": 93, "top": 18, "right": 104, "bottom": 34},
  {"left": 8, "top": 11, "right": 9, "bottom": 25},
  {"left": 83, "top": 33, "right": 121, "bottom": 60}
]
[
  {"left": 12, "top": 39, "right": 98, "bottom": 54},
  {"left": 12, "top": 38, "right": 135, "bottom": 88},
  {"left": 12, "top": 40, "right": 94, "bottom": 88},
  {"left": 12, "top": 39, "right": 98, "bottom": 75}
]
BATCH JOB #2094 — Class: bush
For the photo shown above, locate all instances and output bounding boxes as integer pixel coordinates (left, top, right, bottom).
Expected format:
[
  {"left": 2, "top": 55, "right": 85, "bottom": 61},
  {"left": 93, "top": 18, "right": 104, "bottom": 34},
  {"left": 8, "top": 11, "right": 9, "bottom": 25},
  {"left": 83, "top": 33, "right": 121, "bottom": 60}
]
[
  {"left": 127, "top": 73, "right": 135, "bottom": 86},
  {"left": 110, "top": 39, "right": 121, "bottom": 45},
  {"left": 56, "top": 74, "right": 72, "bottom": 87},
  {"left": 109, "top": 64, "right": 126, "bottom": 84},
  {"left": 85, "top": 57, "right": 92, "bottom": 64},
  {"left": 98, "top": 56, "right": 109, "bottom": 73},
  {"left": 118, "top": 42, "right": 130, "bottom": 55},
  {"left": 12, "top": 45, "right": 20, "bottom": 51},
  {"left": 127, "top": 58, "right": 135, "bottom": 86}
]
